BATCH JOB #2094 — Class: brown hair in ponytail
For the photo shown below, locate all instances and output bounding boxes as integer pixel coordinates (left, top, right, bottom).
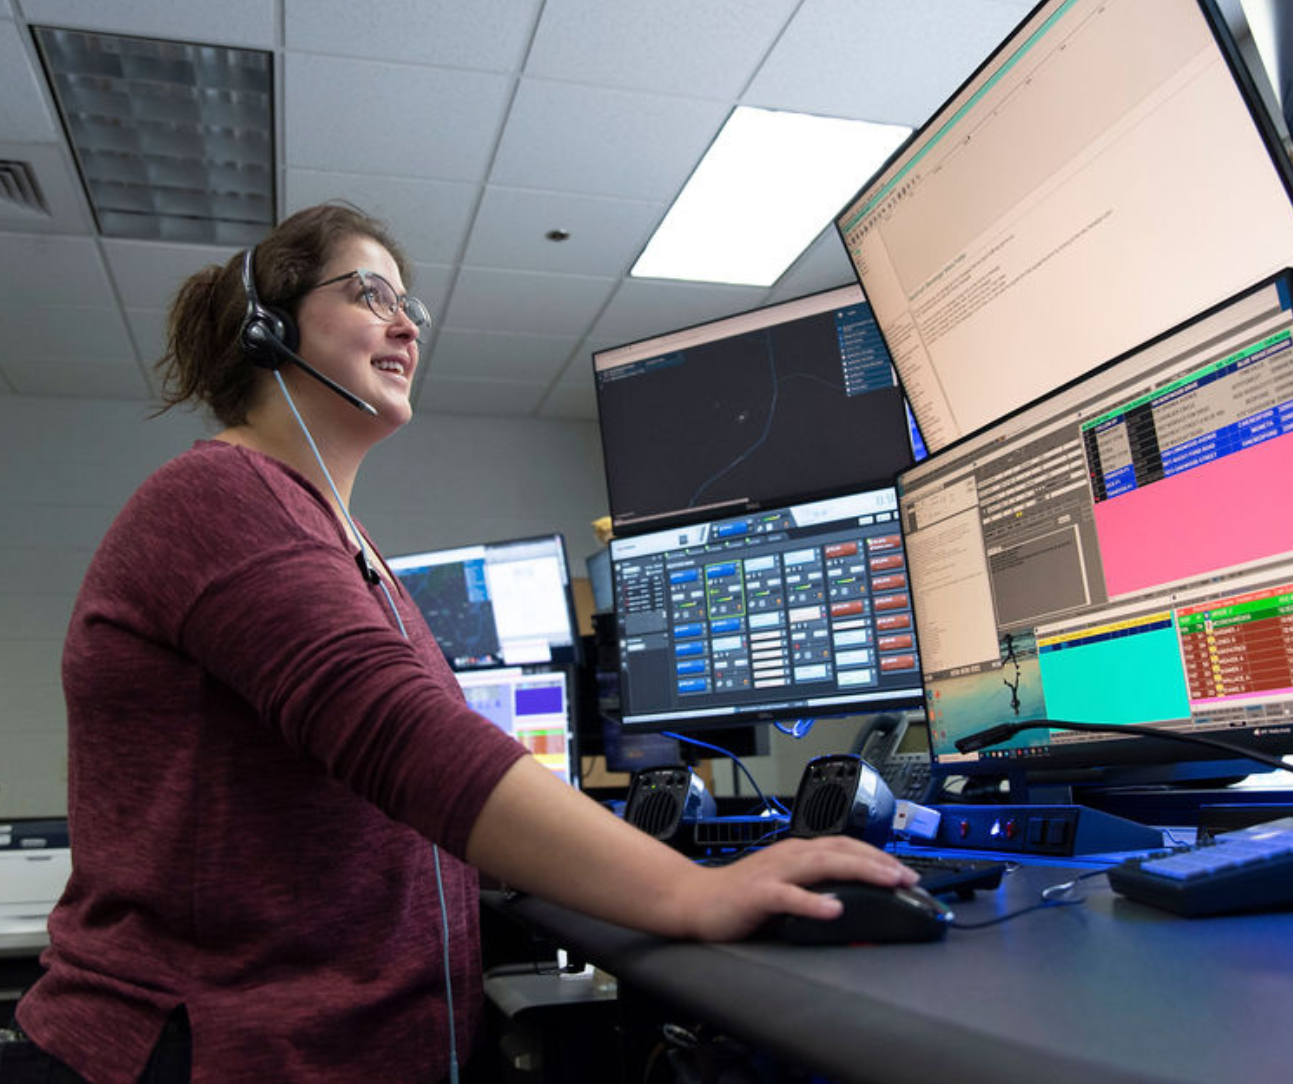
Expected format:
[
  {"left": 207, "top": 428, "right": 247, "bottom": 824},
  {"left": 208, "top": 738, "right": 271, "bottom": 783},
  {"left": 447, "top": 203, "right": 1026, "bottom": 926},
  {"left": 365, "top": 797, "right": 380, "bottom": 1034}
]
[{"left": 155, "top": 202, "right": 410, "bottom": 427}]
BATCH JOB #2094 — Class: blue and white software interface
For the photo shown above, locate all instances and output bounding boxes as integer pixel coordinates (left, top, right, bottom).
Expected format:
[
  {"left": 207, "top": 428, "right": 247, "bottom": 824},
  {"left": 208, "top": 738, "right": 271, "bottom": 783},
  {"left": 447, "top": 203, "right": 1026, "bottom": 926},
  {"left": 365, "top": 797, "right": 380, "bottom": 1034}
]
[
  {"left": 593, "top": 284, "right": 917, "bottom": 534},
  {"left": 388, "top": 535, "right": 577, "bottom": 671},
  {"left": 610, "top": 487, "right": 924, "bottom": 731}
]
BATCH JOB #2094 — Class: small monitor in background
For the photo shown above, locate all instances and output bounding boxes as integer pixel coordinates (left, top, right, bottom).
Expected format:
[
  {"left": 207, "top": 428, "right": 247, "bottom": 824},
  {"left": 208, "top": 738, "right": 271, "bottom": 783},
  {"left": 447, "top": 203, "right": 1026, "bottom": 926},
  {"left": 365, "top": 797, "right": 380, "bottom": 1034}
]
[
  {"left": 836, "top": 0, "right": 1293, "bottom": 454},
  {"left": 593, "top": 284, "right": 914, "bottom": 535},
  {"left": 456, "top": 668, "right": 578, "bottom": 787},
  {"left": 901, "top": 271, "right": 1293, "bottom": 790},
  {"left": 601, "top": 724, "right": 681, "bottom": 776},
  {"left": 388, "top": 534, "right": 580, "bottom": 671},
  {"left": 610, "top": 484, "right": 926, "bottom": 733}
]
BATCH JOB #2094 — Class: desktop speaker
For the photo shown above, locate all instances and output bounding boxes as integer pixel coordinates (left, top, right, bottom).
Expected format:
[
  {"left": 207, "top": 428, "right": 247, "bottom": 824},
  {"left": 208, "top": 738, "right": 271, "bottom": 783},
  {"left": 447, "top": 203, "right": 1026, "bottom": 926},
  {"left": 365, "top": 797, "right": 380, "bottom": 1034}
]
[
  {"left": 790, "top": 754, "right": 896, "bottom": 848},
  {"left": 623, "top": 766, "right": 716, "bottom": 849}
]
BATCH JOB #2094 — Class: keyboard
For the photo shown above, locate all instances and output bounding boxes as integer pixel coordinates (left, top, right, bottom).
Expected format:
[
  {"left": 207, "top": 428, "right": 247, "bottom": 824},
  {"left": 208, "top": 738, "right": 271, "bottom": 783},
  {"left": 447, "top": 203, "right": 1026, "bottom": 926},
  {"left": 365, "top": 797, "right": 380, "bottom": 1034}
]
[
  {"left": 899, "top": 854, "right": 1009, "bottom": 898},
  {"left": 1107, "top": 816, "right": 1293, "bottom": 917}
]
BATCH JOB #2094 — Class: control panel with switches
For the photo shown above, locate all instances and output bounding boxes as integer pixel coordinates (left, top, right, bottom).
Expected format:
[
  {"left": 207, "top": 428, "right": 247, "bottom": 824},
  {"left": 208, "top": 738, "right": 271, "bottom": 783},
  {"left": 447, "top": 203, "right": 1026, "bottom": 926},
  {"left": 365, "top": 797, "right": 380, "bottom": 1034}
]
[{"left": 913, "top": 805, "right": 1163, "bottom": 857}]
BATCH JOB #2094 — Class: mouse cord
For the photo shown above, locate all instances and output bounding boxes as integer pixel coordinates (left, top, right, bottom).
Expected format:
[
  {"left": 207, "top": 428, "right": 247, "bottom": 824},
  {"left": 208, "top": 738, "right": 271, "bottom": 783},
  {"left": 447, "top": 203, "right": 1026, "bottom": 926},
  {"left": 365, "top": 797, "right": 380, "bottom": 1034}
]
[
  {"left": 276, "top": 371, "right": 458, "bottom": 1082},
  {"left": 949, "top": 868, "right": 1106, "bottom": 930}
]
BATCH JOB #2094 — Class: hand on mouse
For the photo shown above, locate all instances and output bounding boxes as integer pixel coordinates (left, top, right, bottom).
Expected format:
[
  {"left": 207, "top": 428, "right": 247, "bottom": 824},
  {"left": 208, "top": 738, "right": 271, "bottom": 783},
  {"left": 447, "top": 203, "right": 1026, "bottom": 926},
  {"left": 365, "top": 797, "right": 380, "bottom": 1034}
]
[{"left": 666, "top": 836, "right": 919, "bottom": 942}]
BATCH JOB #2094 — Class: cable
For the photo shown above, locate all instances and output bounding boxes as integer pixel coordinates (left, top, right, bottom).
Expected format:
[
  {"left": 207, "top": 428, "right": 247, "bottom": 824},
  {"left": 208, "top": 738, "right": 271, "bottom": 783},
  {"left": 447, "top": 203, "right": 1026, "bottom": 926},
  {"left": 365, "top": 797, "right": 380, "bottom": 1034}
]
[
  {"left": 956, "top": 718, "right": 1293, "bottom": 776},
  {"left": 773, "top": 717, "right": 816, "bottom": 739},
  {"left": 431, "top": 846, "right": 460, "bottom": 1083},
  {"left": 949, "top": 868, "right": 1106, "bottom": 930},
  {"left": 276, "top": 371, "right": 456, "bottom": 1083},
  {"left": 662, "top": 731, "right": 791, "bottom": 818}
]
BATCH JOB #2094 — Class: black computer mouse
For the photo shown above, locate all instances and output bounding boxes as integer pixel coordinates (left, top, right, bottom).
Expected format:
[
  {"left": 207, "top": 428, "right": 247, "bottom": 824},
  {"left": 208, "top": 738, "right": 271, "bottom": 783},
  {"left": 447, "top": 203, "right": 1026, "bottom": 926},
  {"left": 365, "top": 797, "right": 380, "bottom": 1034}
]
[{"left": 760, "top": 880, "right": 954, "bottom": 945}]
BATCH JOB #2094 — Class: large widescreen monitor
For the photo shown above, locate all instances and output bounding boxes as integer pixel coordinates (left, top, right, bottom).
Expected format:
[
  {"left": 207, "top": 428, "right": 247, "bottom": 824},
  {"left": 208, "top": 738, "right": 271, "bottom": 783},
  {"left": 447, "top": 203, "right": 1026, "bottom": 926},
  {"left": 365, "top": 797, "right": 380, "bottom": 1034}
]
[
  {"left": 388, "top": 534, "right": 580, "bottom": 671},
  {"left": 899, "top": 271, "right": 1293, "bottom": 784},
  {"left": 836, "top": 0, "right": 1293, "bottom": 455},
  {"left": 455, "top": 668, "right": 579, "bottom": 787},
  {"left": 609, "top": 485, "right": 926, "bottom": 732},
  {"left": 593, "top": 284, "right": 916, "bottom": 535}
]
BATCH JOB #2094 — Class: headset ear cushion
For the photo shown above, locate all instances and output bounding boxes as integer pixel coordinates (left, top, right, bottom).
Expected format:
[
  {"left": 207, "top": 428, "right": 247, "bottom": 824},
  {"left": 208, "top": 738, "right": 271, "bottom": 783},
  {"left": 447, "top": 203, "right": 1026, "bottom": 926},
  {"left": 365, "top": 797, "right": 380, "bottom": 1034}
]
[
  {"left": 241, "top": 305, "right": 300, "bottom": 368},
  {"left": 264, "top": 305, "right": 299, "bottom": 353}
]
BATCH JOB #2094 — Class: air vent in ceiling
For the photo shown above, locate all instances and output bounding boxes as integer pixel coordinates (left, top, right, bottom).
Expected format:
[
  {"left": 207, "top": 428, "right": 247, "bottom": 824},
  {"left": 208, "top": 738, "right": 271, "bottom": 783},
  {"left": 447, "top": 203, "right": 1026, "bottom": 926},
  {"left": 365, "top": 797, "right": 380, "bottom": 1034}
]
[{"left": 0, "top": 160, "right": 50, "bottom": 218}]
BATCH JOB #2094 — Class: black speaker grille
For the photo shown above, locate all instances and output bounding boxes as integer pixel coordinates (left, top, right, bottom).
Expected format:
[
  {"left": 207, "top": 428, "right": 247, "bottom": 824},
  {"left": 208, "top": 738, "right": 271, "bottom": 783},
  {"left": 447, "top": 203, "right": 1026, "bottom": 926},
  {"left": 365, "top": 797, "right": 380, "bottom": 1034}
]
[
  {"left": 634, "top": 789, "right": 683, "bottom": 839},
  {"left": 625, "top": 768, "right": 689, "bottom": 840},
  {"left": 798, "top": 782, "right": 850, "bottom": 835}
]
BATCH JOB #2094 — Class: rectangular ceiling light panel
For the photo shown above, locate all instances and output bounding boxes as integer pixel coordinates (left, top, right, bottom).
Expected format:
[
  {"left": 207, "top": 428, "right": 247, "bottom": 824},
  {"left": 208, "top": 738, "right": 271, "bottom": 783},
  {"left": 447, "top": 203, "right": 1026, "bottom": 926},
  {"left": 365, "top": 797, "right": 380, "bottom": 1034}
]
[
  {"left": 632, "top": 107, "right": 911, "bottom": 287},
  {"left": 33, "top": 26, "right": 274, "bottom": 244}
]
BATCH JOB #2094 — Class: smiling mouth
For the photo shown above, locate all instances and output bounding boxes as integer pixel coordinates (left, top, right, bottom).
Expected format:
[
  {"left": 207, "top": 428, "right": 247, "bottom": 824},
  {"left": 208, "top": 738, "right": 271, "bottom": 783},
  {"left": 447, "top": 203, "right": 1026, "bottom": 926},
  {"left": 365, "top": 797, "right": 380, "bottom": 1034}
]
[{"left": 373, "top": 358, "right": 408, "bottom": 378}]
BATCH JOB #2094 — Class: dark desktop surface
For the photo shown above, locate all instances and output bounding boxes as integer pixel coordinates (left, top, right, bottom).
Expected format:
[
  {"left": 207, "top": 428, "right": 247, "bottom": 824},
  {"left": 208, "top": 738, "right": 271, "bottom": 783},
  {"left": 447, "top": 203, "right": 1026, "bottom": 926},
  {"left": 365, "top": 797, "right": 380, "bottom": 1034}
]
[{"left": 484, "top": 853, "right": 1293, "bottom": 1084}]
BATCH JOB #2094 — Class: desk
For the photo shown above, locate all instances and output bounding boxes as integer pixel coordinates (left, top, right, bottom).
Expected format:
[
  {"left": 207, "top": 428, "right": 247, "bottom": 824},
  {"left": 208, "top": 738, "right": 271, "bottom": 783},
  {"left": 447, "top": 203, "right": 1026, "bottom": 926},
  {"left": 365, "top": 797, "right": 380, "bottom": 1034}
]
[{"left": 484, "top": 862, "right": 1293, "bottom": 1084}]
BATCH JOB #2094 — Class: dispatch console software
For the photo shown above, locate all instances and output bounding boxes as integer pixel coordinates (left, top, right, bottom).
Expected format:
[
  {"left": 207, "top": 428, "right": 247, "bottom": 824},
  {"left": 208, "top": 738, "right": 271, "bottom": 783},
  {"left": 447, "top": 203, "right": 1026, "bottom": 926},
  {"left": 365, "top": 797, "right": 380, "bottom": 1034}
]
[{"left": 610, "top": 487, "right": 925, "bottom": 731}]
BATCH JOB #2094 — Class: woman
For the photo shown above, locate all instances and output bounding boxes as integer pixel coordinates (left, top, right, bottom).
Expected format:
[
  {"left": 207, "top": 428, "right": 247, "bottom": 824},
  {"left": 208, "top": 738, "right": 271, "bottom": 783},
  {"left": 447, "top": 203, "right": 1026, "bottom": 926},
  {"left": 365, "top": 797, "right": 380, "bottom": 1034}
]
[{"left": 11, "top": 203, "right": 916, "bottom": 1082}]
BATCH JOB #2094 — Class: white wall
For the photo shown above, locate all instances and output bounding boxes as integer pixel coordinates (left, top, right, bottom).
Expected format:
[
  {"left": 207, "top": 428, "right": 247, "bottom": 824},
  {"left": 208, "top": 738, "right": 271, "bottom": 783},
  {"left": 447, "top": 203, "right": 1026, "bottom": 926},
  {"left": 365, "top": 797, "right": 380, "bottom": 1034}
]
[{"left": 0, "top": 395, "right": 610, "bottom": 818}]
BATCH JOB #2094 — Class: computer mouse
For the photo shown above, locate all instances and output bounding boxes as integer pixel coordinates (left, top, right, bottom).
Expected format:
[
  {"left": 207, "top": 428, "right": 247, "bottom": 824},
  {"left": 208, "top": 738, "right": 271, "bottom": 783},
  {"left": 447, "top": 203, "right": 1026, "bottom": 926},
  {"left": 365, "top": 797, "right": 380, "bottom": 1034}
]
[{"left": 759, "top": 880, "right": 954, "bottom": 945}]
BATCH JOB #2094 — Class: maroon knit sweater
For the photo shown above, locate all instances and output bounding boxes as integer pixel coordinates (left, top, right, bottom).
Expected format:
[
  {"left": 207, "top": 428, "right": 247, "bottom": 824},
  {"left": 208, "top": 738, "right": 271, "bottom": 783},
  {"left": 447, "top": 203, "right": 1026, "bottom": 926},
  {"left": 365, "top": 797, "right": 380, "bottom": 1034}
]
[{"left": 18, "top": 441, "right": 527, "bottom": 1082}]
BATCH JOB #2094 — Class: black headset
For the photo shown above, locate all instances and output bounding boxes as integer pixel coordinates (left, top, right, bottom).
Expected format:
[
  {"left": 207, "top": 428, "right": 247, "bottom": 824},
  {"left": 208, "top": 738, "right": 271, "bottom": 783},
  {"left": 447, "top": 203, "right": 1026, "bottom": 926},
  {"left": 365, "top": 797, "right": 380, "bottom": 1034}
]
[
  {"left": 239, "top": 245, "right": 300, "bottom": 368},
  {"left": 236, "top": 245, "right": 377, "bottom": 415}
]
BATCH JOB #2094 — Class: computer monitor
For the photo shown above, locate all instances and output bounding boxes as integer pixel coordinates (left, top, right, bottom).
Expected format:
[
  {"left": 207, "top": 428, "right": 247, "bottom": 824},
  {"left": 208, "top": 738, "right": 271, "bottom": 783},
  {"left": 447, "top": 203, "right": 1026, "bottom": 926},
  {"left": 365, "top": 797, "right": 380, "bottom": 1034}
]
[
  {"left": 455, "top": 668, "right": 579, "bottom": 787},
  {"left": 388, "top": 534, "right": 580, "bottom": 671},
  {"left": 899, "top": 271, "right": 1293, "bottom": 787},
  {"left": 835, "top": 0, "right": 1293, "bottom": 455},
  {"left": 609, "top": 485, "right": 926, "bottom": 732},
  {"left": 593, "top": 284, "right": 915, "bottom": 535}
]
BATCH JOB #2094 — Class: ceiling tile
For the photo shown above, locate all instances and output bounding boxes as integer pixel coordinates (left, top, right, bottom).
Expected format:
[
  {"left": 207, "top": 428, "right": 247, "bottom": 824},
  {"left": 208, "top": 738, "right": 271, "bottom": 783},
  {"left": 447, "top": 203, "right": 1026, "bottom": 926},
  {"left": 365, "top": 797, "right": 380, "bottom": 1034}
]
[
  {"left": 418, "top": 375, "right": 548, "bottom": 417},
  {"left": 284, "top": 171, "right": 480, "bottom": 266},
  {"left": 0, "top": 233, "right": 113, "bottom": 303},
  {"left": 766, "top": 228, "right": 857, "bottom": 303},
  {"left": 526, "top": 0, "right": 797, "bottom": 98},
  {"left": 0, "top": 303, "right": 136, "bottom": 361},
  {"left": 3, "top": 358, "right": 151, "bottom": 399},
  {"left": 284, "top": 56, "right": 512, "bottom": 182},
  {"left": 592, "top": 278, "right": 769, "bottom": 344},
  {"left": 537, "top": 384, "right": 596, "bottom": 421},
  {"left": 464, "top": 187, "right": 662, "bottom": 276},
  {"left": 429, "top": 327, "right": 578, "bottom": 382},
  {"left": 537, "top": 366, "right": 597, "bottom": 421},
  {"left": 124, "top": 307, "right": 166, "bottom": 366},
  {"left": 20, "top": 0, "right": 277, "bottom": 48},
  {"left": 557, "top": 336, "right": 613, "bottom": 385},
  {"left": 490, "top": 79, "right": 729, "bottom": 201},
  {"left": 102, "top": 239, "right": 238, "bottom": 310},
  {"left": 746, "top": 0, "right": 1032, "bottom": 126},
  {"left": 0, "top": 21, "right": 59, "bottom": 142},
  {"left": 445, "top": 266, "right": 616, "bottom": 338},
  {"left": 285, "top": 0, "right": 540, "bottom": 70},
  {"left": 408, "top": 262, "right": 456, "bottom": 316}
]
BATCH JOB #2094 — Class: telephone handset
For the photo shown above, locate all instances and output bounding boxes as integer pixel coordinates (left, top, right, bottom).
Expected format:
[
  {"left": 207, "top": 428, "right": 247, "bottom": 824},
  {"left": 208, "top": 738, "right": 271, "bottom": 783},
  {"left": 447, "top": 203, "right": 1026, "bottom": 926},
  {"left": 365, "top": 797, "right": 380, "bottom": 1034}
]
[{"left": 853, "top": 713, "right": 938, "bottom": 803}]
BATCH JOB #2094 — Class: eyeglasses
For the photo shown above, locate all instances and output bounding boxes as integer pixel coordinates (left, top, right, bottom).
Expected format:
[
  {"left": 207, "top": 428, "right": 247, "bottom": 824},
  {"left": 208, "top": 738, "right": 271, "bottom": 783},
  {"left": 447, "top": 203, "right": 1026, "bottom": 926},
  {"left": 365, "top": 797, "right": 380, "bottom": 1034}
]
[{"left": 306, "top": 269, "right": 432, "bottom": 340}]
